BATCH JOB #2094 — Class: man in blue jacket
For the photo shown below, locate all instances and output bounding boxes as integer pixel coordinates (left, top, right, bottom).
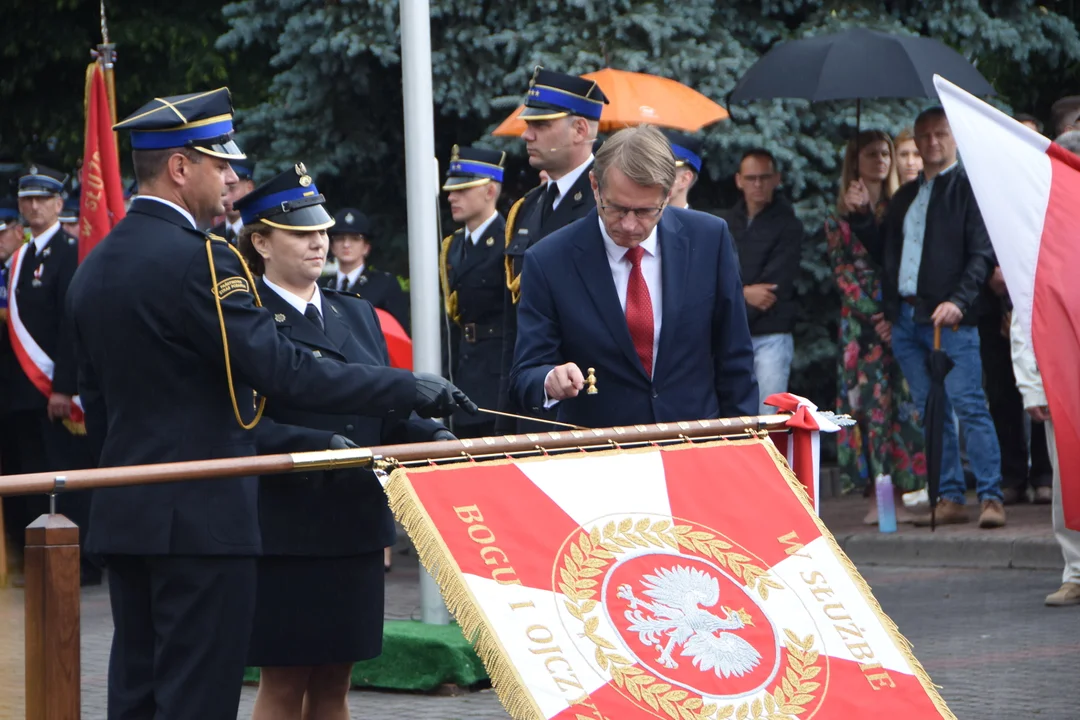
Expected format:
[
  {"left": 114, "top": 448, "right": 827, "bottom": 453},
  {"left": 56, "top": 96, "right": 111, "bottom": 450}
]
[{"left": 509, "top": 125, "right": 758, "bottom": 427}]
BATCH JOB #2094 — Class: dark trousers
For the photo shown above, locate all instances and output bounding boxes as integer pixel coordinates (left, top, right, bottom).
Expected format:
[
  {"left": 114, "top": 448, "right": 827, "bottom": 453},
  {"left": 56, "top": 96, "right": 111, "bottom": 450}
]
[
  {"left": 978, "top": 310, "right": 1052, "bottom": 491},
  {"left": 1, "top": 409, "right": 99, "bottom": 577},
  {"left": 105, "top": 555, "right": 257, "bottom": 720}
]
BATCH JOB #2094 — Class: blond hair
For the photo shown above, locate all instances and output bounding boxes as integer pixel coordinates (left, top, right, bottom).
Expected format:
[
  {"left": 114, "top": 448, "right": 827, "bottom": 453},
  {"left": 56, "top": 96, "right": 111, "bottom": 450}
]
[
  {"left": 836, "top": 130, "right": 900, "bottom": 215},
  {"left": 593, "top": 125, "right": 677, "bottom": 195}
]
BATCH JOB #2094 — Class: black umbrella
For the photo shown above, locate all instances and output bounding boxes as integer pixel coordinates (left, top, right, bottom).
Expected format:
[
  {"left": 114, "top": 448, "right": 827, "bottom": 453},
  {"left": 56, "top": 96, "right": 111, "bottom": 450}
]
[
  {"left": 924, "top": 325, "right": 955, "bottom": 531},
  {"left": 729, "top": 27, "right": 995, "bottom": 133}
]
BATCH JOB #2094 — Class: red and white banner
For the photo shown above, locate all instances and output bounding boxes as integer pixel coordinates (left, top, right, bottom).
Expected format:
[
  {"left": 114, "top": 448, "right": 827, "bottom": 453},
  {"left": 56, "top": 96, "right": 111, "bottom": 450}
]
[
  {"left": 387, "top": 442, "right": 953, "bottom": 719},
  {"left": 79, "top": 61, "right": 126, "bottom": 262},
  {"left": 6, "top": 244, "right": 84, "bottom": 424},
  {"left": 936, "top": 76, "right": 1080, "bottom": 530}
]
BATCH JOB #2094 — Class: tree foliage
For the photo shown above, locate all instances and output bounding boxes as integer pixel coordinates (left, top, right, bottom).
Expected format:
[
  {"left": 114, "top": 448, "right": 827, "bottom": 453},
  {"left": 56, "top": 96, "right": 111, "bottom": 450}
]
[
  {"left": 219, "top": 0, "right": 1080, "bottom": 417},
  {"left": 0, "top": 0, "right": 269, "bottom": 172}
]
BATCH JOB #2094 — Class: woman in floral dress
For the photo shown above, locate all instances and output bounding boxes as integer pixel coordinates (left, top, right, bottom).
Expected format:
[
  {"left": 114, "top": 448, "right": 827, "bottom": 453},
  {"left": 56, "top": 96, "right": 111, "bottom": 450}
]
[{"left": 824, "top": 129, "right": 926, "bottom": 524}]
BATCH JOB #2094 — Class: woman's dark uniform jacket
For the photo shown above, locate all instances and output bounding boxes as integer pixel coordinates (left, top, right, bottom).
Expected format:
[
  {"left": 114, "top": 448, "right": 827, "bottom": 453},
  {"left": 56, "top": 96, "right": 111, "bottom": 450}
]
[
  {"left": 66, "top": 199, "right": 418, "bottom": 557},
  {"left": 439, "top": 214, "right": 506, "bottom": 431},
  {"left": 254, "top": 277, "right": 440, "bottom": 555}
]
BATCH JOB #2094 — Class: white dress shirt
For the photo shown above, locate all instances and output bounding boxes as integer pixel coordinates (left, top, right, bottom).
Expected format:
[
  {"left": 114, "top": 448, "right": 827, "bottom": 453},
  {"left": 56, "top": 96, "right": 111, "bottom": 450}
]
[
  {"left": 31, "top": 221, "right": 61, "bottom": 254},
  {"left": 465, "top": 211, "right": 499, "bottom": 244},
  {"left": 544, "top": 217, "right": 663, "bottom": 407},
  {"left": 598, "top": 216, "right": 663, "bottom": 366},
  {"left": 136, "top": 196, "right": 197, "bottom": 229},
  {"left": 548, "top": 154, "right": 594, "bottom": 211},
  {"left": 227, "top": 218, "right": 243, "bottom": 238},
  {"left": 263, "top": 276, "right": 324, "bottom": 319},
  {"left": 335, "top": 264, "right": 365, "bottom": 291}
]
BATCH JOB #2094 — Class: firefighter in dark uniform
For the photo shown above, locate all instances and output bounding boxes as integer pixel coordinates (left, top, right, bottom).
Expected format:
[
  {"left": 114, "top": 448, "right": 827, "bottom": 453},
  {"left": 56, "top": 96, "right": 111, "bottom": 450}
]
[
  {"left": 59, "top": 191, "right": 81, "bottom": 237},
  {"left": 439, "top": 145, "right": 508, "bottom": 438},
  {"left": 497, "top": 66, "right": 609, "bottom": 430},
  {"left": 66, "top": 88, "right": 474, "bottom": 720},
  {"left": 210, "top": 159, "right": 255, "bottom": 245},
  {"left": 661, "top": 129, "right": 704, "bottom": 210},
  {"left": 0, "top": 166, "right": 98, "bottom": 584},
  {"left": 320, "top": 209, "right": 411, "bottom": 333}
]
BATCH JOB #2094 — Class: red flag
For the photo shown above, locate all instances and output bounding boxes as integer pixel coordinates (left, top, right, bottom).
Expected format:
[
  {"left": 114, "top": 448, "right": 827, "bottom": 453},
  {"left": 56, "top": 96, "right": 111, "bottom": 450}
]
[
  {"left": 374, "top": 308, "right": 413, "bottom": 370},
  {"left": 79, "top": 62, "right": 126, "bottom": 262},
  {"left": 937, "top": 76, "right": 1080, "bottom": 530}
]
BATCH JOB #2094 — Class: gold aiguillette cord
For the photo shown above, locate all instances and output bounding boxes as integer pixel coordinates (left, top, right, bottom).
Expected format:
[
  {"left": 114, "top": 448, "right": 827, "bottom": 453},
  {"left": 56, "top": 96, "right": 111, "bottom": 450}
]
[{"left": 474, "top": 407, "right": 588, "bottom": 430}]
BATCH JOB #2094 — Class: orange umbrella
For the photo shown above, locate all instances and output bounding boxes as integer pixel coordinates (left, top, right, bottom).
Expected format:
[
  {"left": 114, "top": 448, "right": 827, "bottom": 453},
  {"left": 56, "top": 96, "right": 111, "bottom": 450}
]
[
  {"left": 375, "top": 308, "right": 413, "bottom": 371},
  {"left": 492, "top": 68, "right": 728, "bottom": 137}
]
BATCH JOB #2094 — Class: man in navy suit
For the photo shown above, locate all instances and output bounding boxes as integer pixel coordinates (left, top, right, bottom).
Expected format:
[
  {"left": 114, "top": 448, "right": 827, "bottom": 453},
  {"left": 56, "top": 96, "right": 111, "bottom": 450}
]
[{"left": 510, "top": 126, "right": 758, "bottom": 427}]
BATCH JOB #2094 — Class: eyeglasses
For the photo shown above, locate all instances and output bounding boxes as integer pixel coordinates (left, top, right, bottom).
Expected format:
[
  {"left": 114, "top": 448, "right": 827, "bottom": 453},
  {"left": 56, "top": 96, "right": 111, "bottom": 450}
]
[
  {"left": 598, "top": 196, "right": 666, "bottom": 221},
  {"left": 739, "top": 173, "right": 775, "bottom": 185}
]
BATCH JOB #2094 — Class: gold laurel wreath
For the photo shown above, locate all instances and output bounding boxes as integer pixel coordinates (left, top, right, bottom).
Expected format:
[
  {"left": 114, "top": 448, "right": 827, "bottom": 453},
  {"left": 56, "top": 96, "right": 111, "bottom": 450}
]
[{"left": 559, "top": 519, "right": 819, "bottom": 720}]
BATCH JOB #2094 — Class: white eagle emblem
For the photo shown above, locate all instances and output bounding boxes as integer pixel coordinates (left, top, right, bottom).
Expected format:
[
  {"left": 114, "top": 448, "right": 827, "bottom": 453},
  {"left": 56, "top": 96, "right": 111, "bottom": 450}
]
[{"left": 617, "top": 566, "right": 762, "bottom": 678}]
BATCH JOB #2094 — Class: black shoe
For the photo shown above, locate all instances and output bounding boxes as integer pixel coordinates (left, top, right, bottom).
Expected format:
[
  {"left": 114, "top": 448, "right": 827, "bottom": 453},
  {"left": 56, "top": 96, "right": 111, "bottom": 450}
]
[{"left": 1001, "top": 487, "right": 1026, "bottom": 505}]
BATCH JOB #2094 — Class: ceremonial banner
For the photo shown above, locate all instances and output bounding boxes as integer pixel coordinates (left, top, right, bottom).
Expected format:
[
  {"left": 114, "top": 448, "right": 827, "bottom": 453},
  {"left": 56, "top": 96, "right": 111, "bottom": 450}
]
[
  {"left": 79, "top": 61, "right": 126, "bottom": 262},
  {"left": 936, "top": 75, "right": 1080, "bottom": 530},
  {"left": 386, "top": 440, "right": 953, "bottom": 720}
]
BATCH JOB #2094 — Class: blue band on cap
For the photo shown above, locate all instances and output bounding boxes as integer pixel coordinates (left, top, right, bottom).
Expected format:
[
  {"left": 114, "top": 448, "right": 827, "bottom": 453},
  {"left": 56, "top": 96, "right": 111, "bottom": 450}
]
[
  {"left": 671, "top": 144, "right": 703, "bottom": 174},
  {"left": 240, "top": 185, "right": 321, "bottom": 225},
  {"left": 448, "top": 160, "right": 504, "bottom": 183},
  {"left": 528, "top": 85, "right": 603, "bottom": 120},
  {"left": 130, "top": 118, "right": 235, "bottom": 150},
  {"left": 18, "top": 175, "right": 65, "bottom": 195}
]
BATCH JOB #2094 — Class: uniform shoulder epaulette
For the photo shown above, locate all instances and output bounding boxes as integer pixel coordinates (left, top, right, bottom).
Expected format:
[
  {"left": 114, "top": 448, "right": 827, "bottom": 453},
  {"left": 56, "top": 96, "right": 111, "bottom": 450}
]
[
  {"left": 322, "top": 286, "right": 364, "bottom": 301},
  {"left": 206, "top": 232, "right": 228, "bottom": 243}
]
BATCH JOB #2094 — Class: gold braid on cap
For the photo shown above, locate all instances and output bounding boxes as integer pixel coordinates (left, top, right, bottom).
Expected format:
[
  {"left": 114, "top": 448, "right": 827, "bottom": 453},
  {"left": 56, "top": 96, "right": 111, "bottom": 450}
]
[
  {"left": 503, "top": 196, "right": 526, "bottom": 304},
  {"left": 439, "top": 232, "right": 460, "bottom": 324},
  {"left": 204, "top": 237, "right": 266, "bottom": 431}
]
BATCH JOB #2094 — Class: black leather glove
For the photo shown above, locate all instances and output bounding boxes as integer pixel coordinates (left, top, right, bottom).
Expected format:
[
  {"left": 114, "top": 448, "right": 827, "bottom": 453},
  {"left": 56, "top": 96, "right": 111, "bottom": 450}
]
[
  {"left": 432, "top": 428, "right": 458, "bottom": 442},
  {"left": 412, "top": 372, "right": 478, "bottom": 418},
  {"left": 329, "top": 434, "right": 359, "bottom": 450}
]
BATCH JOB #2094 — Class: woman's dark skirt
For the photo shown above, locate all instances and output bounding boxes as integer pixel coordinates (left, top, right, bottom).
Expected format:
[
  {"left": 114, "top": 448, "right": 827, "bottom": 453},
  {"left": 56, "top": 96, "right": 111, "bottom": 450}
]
[{"left": 247, "top": 550, "right": 385, "bottom": 667}]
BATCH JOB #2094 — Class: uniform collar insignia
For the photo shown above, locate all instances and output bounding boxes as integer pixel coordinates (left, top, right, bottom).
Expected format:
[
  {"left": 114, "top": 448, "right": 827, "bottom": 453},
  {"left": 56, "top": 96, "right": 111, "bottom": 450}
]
[{"left": 274, "top": 313, "right": 286, "bottom": 323}]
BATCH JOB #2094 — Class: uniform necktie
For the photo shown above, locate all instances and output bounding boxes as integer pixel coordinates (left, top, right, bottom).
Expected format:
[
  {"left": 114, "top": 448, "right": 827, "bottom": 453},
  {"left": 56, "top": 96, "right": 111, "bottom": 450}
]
[
  {"left": 304, "top": 303, "right": 324, "bottom": 332},
  {"left": 337, "top": 275, "right": 348, "bottom": 292},
  {"left": 540, "top": 182, "right": 560, "bottom": 224},
  {"left": 462, "top": 233, "right": 471, "bottom": 258},
  {"left": 624, "top": 245, "right": 654, "bottom": 378}
]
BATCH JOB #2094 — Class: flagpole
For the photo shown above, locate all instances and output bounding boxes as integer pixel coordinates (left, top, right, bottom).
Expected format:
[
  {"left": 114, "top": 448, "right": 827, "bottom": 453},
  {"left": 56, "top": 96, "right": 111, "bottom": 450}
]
[
  {"left": 400, "top": 0, "right": 450, "bottom": 626},
  {"left": 97, "top": 0, "right": 119, "bottom": 150}
]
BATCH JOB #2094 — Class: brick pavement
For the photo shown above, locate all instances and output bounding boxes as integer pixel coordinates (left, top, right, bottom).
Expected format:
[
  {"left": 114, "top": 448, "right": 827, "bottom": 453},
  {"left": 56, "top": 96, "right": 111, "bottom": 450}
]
[{"left": 2, "top": 529, "right": 1078, "bottom": 718}]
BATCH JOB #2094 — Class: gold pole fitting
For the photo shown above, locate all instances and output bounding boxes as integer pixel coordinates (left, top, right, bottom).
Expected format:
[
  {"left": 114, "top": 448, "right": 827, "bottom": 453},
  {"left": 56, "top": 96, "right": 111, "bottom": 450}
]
[{"left": 289, "top": 448, "right": 375, "bottom": 471}]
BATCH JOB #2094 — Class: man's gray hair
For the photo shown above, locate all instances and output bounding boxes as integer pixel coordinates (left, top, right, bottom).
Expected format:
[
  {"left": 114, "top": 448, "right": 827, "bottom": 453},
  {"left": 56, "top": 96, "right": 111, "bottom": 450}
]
[
  {"left": 1055, "top": 130, "right": 1080, "bottom": 156},
  {"left": 593, "top": 125, "right": 677, "bottom": 195}
]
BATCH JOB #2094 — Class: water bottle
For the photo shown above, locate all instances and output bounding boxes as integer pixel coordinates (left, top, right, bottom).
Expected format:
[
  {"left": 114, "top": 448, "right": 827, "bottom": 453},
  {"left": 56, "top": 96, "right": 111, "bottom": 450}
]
[{"left": 876, "top": 474, "right": 897, "bottom": 533}]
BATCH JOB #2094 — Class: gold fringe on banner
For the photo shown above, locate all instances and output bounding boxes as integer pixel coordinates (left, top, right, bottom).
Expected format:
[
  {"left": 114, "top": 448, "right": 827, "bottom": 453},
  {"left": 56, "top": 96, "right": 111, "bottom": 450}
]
[
  {"left": 387, "top": 438, "right": 957, "bottom": 720},
  {"left": 757, "top": 439, "right": 958, "bottom": 720},
  {"left": 385, "top": 464, "right": 544, "bottom": 720}
]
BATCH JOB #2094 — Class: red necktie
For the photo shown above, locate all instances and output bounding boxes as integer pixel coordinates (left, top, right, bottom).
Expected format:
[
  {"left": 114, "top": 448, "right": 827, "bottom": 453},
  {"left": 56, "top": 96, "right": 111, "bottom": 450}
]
[{"left": 624, "top": 245, "right": 654, "bottom": 377}]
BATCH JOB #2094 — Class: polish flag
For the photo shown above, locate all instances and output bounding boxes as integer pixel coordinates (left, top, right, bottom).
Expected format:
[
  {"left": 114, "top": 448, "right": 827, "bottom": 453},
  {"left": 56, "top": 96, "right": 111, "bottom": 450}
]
[
  {"left": 386, "top": 442, "right": 954, "bottom": 719},
  {"left": 936, "top": 76, "right": 1080, "bottom": 531}
]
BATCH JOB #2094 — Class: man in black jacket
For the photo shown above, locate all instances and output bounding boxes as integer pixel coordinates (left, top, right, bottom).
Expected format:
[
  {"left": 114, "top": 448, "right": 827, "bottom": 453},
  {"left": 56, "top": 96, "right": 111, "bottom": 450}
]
[
  {"left": 850, "top": 106, "right": 1005, "bottom": 529},
  {"left": 719, "top": 149, "right": 803, "bottom": 414}
]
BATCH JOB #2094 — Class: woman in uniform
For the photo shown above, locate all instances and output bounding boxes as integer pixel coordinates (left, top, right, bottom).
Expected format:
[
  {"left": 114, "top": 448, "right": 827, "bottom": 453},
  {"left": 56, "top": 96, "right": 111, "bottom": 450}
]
[{"left": 236, "top": 166, "right": 451, "bottom": 720}]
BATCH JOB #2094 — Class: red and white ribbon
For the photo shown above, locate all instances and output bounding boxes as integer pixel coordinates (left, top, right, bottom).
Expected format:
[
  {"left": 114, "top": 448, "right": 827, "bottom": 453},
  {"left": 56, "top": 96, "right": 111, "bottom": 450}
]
[{"left": 764, "top": 393, "right": 841, "bottom": 515}]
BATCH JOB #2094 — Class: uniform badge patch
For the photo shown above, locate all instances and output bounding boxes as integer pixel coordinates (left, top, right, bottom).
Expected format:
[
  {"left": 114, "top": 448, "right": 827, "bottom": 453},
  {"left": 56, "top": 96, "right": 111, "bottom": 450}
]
[
  {"left": 274, "top": 313, "right": 286, "bottom": 323},
  {"left": 215, "top": 276, "right": 250, "bottom": 299},
  {"left": 486, "top": 237, "right": 495, "bottom": 246},
  {"left": 574, "top": 191, "right": 583, "bottom": 201},
  {"left": 518, "top": 228, "right": 529, "bottom": 235}
]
